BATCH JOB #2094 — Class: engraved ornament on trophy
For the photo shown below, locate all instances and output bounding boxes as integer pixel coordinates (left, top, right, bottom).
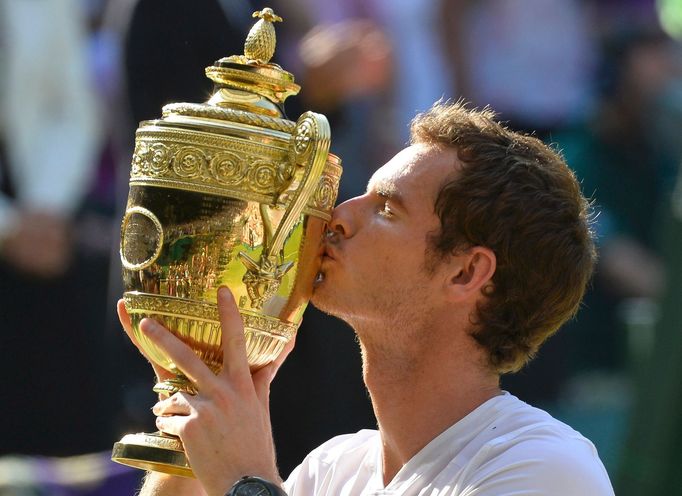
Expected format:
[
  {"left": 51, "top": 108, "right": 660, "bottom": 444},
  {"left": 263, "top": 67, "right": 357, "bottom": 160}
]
[{"left": 111, "top": 8, "right": 342, "bottom": 477}]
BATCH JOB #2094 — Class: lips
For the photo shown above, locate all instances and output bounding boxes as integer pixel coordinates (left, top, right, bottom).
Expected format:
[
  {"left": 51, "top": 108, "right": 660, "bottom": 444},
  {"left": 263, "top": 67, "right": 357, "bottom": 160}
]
[
  {"left": 314, "top": 245, "right": 336, "bottom": 287},
  {"left": 323, "top": 245, "right": 338, "bottom": 261}
]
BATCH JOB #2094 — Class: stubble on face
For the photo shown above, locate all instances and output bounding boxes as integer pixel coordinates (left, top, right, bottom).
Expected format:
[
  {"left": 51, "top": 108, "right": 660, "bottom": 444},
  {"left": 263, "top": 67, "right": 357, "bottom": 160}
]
[
  {"left": 310, "top": 144, "right": 460, "bottom": 371},
  {"left": 313, "top": 272, "right": 440, "bottom": 381}
]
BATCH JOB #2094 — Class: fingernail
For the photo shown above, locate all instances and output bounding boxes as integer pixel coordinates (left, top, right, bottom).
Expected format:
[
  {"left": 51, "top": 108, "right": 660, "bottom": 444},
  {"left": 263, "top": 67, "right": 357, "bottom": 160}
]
[
  {"left": 218, "top": 286, "right": 232, "bottom": 301},
  {"left": 152, "top": 402, "right": 160, "bottom": 414},
  {"left": 140, "top": 318, "right": 159, "bottom": 334}
]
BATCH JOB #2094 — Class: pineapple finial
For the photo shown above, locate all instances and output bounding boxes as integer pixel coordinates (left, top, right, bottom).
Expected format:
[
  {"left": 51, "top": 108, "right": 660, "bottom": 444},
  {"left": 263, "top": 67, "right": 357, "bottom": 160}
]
[{"left": 244, "top": 8, "right": 283, "bottom": 63}]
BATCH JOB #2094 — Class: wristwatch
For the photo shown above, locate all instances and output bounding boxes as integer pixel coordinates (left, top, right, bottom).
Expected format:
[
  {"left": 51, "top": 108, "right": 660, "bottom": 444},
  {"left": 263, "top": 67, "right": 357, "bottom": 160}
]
[{"left": 226, "top": 476, "right": 287, "bottom": 496}]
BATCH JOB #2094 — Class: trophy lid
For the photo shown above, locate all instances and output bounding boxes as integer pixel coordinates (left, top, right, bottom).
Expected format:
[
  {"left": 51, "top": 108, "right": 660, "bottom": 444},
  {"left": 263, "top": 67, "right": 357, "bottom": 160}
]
[{"left": 163, "top": 8, "right": 300, "bottom": 120}]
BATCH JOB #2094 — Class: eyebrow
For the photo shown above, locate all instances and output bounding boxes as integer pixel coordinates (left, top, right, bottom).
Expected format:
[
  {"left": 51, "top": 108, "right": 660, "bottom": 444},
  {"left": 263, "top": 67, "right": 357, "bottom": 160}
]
[{"left": 368, "top": 179, "right": 407, "bottom": 212}]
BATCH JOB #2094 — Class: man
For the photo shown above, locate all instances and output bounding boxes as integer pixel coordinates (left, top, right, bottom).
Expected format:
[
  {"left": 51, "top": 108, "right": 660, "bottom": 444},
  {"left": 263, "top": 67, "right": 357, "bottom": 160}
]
[{"left": 119, "top": 101, "right": 614, "bottom": 495}]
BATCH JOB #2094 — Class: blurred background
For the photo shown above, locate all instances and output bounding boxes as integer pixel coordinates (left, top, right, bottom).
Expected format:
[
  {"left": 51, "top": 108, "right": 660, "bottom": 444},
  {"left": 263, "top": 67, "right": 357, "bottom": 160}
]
[{"left": 0, "top": 0, "right": 681, "bottom": 493}]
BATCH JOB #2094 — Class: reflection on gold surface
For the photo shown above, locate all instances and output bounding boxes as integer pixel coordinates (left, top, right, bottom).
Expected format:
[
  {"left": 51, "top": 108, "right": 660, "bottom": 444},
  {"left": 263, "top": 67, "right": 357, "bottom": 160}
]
[{"left": 112, "top": 7, "right": 341, "bottom": 477}]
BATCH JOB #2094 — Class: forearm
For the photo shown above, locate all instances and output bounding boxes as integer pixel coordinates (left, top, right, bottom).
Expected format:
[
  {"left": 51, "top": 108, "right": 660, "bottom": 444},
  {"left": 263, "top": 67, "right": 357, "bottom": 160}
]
[{"left": 138, "top": 472, "right": 207, "bottom": 496}]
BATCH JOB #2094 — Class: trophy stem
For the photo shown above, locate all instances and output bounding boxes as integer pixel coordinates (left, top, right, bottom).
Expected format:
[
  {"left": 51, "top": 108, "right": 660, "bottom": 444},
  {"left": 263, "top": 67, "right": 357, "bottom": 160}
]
[
  {"left": 153, "top": 374, "right": 197, "bottom": 397},
  {"left": 112, "top": 375, "right": 198, "bottom": 476},
  {"left": 112, "top": 431, "right": 194, "bottom": 478}
]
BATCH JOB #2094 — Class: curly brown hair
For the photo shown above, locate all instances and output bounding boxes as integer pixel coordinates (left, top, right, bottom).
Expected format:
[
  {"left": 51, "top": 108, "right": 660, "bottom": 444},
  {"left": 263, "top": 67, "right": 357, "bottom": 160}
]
[{"left": 411, "top": 101, "right": 596, "bottom": 374}]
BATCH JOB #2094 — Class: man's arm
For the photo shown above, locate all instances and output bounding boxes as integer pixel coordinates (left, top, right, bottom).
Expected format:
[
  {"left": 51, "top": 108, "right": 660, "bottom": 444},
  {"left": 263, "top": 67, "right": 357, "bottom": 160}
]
[{"left": 118, "top": 287, "right": 292, "bottom": 496}]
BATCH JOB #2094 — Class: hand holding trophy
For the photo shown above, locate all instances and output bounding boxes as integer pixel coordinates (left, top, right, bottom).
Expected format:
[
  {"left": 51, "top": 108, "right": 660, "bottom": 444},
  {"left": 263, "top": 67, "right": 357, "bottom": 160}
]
[{"left": 111, "top": 8, "right": 341, "bottom": 477}]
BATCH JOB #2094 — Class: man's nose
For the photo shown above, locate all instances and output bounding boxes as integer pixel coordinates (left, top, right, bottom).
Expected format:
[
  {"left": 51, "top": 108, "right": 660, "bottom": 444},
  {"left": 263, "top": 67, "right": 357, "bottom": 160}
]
[{"left": 328, "top": 196, "right": 360, "bottom": 239}]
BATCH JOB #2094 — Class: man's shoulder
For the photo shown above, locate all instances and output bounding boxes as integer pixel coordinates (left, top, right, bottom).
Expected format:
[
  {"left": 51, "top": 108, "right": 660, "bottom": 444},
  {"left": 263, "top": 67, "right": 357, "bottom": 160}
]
[
  {"left": 480, "top": 393, "right": 603, "bottom": 463},
  {"left": 285, "top": 396, "right": 614, "bottom": 495},
  {"left": 483, "top": 393, "right": 584, "bottom": 433},
  {"left": 467, "top": 430, "right": 614, "bottom": 494},
  {"left": 304, "top": 429, "right": 379, "bottom": 466},
  {"left": 283, "top": 429, "right": 380, "bottom": 494},
  {"left": 461, "top": 394, "right": 614, "bottom": 494}
]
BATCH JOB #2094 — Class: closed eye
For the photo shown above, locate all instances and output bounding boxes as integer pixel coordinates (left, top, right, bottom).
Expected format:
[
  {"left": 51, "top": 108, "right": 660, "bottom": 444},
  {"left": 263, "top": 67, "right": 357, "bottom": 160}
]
[{"left": 378, "top": 199, "right": 394, "bottom": 217}]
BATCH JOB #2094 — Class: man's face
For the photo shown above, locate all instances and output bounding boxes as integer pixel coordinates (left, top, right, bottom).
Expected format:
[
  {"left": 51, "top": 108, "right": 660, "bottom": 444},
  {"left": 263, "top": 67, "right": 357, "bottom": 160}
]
[{"left": 312, "top": 143, "right": 459, "bottom": 331}]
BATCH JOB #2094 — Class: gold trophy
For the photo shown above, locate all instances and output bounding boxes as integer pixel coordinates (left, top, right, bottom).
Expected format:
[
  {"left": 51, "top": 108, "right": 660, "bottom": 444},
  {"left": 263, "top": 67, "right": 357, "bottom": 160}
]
[{"left": 111, "top": 8, "right": 341, "bottom": 477}]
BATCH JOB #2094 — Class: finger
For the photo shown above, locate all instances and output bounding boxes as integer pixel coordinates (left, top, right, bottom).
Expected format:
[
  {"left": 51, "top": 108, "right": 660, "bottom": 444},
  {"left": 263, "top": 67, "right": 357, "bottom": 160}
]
[
  {"left": 216, "top": 286, "right": 250, "bottom": 382},
  {"left": 252, "top": 335, "right": 296, "bottom": 404},
  {"left": 117, "top": 299, "right": 143, "bottom": 352},
  {"left": 119, "top": 301, "right": 174, "bottom": 383},
  {"left": 155, "top": 414, "right": 188, "bottom": 438},
  {"left": 153, "top": 392, "right": 195, "bottom": 417},
  {"left": 272, "top": 335, "right": 296, "bottom": 373},
  {"left": 254, "top": 335, "right": 296, "bottom": 386},
  {"left": 252, "top": 363, "right": 273, "bottom": 409},
  {"left": 140, "top": 318, "right": 216, "bottom": 392}
]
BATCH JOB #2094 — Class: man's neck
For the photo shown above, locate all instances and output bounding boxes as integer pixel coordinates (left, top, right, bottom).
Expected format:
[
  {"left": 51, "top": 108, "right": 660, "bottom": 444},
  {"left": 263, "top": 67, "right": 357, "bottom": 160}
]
[{"left": 357, "top": 329, "right": 501, "bottom": 486}]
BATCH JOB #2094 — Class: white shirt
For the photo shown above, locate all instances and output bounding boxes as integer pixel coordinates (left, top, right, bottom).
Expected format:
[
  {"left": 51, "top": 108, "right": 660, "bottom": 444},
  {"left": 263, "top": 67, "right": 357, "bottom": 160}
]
[{"left": 283, "top": 393, "right": 614, "bottom": 495}]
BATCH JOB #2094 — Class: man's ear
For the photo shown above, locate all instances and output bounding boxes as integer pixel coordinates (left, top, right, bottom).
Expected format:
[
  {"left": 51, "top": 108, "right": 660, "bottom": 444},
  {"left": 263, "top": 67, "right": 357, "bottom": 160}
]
[{"left": 444, "top": 246, "right": 496, "bottom": 302}]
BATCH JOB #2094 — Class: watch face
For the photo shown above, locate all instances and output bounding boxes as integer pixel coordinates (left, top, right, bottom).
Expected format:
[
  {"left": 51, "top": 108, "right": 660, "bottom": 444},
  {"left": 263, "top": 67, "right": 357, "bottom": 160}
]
[{"left": 235, "top": 480, "right": 274, "bottom": 496}]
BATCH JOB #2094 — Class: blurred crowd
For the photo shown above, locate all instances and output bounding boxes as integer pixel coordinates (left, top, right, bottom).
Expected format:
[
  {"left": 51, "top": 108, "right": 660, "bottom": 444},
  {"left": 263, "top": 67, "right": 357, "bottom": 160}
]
[{"left": 1, "top": 0, "right": 682, "bottom": 494}]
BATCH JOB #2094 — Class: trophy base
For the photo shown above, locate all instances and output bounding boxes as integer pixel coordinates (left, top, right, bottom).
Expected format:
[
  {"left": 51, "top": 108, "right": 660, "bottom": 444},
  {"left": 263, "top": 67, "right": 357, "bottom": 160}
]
[{"left": 112, "top": 431, "right": 194, "bottom": 478}]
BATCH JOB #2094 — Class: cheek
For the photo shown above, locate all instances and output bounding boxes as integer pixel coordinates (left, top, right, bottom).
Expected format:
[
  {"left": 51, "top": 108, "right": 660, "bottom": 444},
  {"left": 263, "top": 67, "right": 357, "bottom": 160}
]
[{"left": 366, "top": 240, "right": 424, "bottom": 279}]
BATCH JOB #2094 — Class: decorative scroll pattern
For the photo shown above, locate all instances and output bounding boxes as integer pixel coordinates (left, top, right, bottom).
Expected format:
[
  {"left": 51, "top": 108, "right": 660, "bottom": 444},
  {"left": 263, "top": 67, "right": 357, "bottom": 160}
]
[
  {"left": 121, "top": 433, "right": 185, "bottom": 452},
  {"left": 124, "top": 292, "right": 298, "bottom": 341},
  {"left": 307, "top": 164, "right": 341, "bottom": 217},
  {"left": 130, "top": 127, "right": 340, "bottom": 218},
  {"left": 124, "top": 292, "right": 298, "bottom": 394},
  {"left": 290, "top": 117, "right": 314, "bottom": 163},
  {"left": 131, "top": 136, "right": 288, "bottom": 198}
]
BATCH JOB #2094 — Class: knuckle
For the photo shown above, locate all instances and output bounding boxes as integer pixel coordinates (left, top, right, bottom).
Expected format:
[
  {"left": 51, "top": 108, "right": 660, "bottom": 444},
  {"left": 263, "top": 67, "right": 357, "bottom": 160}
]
[
  {"left": 212, "top": 388, "right": 233, "bottom": 410},
  {"left": 227, "top": 334, "right": 246, "bottom": 349},
  {"left": 192, "top": 401, "right": 215, "bottom": 422},
  {"left": 181, "top": 415, "right": 200, "bottom": 437},
  {"left": 192, "top": 401, "right": 207, "bottom": 416},
  {"left": 232, "top": 378, "right": 252, "bottom": 396},
  {"left": 155, "top": 416, "right": 169, "bottom": 433},
  {"left": 176, "top": 423, "right": 187, "bottom": 438}
]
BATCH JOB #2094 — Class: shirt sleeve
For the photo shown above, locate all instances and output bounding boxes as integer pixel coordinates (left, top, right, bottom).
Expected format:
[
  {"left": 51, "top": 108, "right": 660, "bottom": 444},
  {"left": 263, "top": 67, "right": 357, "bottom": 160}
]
[{"left": 282, "top": 463, "right": 302, "bottom": 495}]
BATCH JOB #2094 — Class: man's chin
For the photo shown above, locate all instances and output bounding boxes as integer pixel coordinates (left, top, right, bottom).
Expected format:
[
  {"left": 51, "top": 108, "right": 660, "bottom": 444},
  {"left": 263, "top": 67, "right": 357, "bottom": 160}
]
[
  {"left": 310, "top": 289, "right": 327, "bottom": 311},
  {"left": 310, "top": 286, "right": 339, "bottom": 316},
  {"left": 310, "top": 275, "right": 354, "bottom": 320},
  {"left": 309, "top": 293, "right": 359, "bottom": 331}
]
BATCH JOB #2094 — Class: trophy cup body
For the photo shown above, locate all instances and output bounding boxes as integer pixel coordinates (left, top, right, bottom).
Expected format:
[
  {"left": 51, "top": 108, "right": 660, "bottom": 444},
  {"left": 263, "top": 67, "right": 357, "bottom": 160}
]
[{"left": 111, "top": 8, "right": 341, "bottom": 477}]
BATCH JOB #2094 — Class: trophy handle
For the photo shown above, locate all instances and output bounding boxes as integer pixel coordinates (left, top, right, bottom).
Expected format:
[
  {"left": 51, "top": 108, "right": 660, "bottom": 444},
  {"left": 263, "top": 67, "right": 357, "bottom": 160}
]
[
  {"left": 239, "top": 112, "right": 331, "bottom": 308},
  {"left": 270, "top": 112, "right": 331, "bottom": 257}
]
